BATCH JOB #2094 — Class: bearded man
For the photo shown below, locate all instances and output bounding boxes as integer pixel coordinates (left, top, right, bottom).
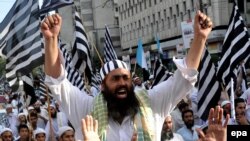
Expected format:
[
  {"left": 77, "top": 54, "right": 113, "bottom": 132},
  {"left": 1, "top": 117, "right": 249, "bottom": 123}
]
[{"left": 41, "top": 10, "right": 212, "bottom": 141}]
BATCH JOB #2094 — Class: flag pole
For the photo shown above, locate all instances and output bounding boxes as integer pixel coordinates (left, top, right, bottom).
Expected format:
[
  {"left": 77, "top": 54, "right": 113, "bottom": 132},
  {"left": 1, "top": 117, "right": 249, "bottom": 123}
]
[
  {"left": 230, "top": 78, "right": 236, "bottom": 122},
  {"left": 92, "top": 42, "right": 104, "bottom": 66},
  {"left": 133, "top": 61, "right": 137, "bottom": 76},
  {"left": 87, "top": 33, "right": 104, "bottom": 66},
  {"left": 46, "top": 84, "right": 55, "bottom": 141}
]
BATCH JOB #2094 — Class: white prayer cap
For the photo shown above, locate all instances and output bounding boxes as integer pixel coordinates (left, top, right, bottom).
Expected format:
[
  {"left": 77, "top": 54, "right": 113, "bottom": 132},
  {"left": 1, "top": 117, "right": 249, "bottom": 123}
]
[
  {"left": 5, "top": 104, "right": 12, "bottom": 109},
  {"left": 49, "top": 104, "right": 56, "bottom": 109},
  {"left": 34, "top": 100, "right": 42, "bottom": 105},
  {"left": 40, "top": 95, "right": 45, "bottom": 99},
  {"left": 100, "top": 60, "right": 129, "bottom": 80},
  {"left": 34, "top": 128, "right": 46, "bottom": 138},
  {"left": 221, "top": 100, "right": 231, "bottom": 107},
  {"left": 28, "top": 106, "right": 35, "bottom": 111},
  {"left": 18, "top": 113, "right": 26, "bottom": 118},
  {"left": 57, "top": 126, "right": 73, "bottom": 137},
  {"left": 0, "top": 128, "right": 12, "bottom": 135}
]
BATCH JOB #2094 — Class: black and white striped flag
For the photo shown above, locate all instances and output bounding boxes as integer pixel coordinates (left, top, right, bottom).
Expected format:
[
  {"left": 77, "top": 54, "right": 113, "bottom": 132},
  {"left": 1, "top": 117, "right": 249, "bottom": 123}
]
[
  {"left": 59, "top": 43, "right": 85, "bottom": 91},
  {"left": 22, "top": 74, "right": 37, "bottom": 106},
  {"left": 71, "top": 9, "right": 92, "bottom": 82},
  {"left": 151, "top": 60, "right": 172, "bottom": 88},
  {"left": 40, "top": 0, "right": 74, "bottom": 14},
  {"left": 197, "top": 49, "right": 222, "bottom": 120},
  {"left": 91, "top": 72, "right": 102, "bottom": 91},
  {"left": 38, "top": 78, "right": 53, "bottom": 98},
  {"left": 216, "top": 2, "right": 250, "bottom": 93},
  {"left": 104, "top": 25, "right": 117, "bottom": 62},
  {"left": 0, "top": 0, "right": 43, "bottom": 91}
]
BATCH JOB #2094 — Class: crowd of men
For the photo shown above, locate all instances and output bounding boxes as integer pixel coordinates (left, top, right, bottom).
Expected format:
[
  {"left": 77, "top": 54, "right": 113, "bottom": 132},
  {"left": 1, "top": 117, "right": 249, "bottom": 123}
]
[{"left": 0, "top": 9, "right": 249, "bottom": 141}]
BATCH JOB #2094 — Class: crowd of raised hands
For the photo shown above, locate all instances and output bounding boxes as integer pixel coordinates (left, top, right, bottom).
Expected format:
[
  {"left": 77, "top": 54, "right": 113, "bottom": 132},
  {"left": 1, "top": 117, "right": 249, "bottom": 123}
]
[{"left": 81, "top": 106, "right": 229, "bottom": 141}]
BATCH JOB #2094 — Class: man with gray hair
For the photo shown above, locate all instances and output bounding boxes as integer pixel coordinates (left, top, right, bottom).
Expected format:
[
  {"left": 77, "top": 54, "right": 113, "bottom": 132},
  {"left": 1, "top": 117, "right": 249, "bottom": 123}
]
[
  {"left": 41, "top": 10, "right": 212, "bottom": 141},
  {"left": 161, "top": 116, "right": 183, "bottom": 141}
]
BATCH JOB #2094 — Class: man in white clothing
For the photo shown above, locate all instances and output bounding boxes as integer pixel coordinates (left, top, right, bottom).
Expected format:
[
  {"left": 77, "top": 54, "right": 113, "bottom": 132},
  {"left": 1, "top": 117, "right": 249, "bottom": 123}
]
[
  {"left": 161, "top": 116, "right": 183, "bottom": 141},
  {"left": 177, "top": 109, "right": 199, "bottom": 141},
  {"left": 41, "top": 11, "right": 212, "bottom": 141}
]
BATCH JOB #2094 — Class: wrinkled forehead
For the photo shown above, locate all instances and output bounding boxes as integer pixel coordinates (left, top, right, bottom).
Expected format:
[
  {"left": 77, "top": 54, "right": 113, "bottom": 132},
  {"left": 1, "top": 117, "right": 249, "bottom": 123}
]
[{"left": 105, "top": 68, "right": 131, "bottom": 79}]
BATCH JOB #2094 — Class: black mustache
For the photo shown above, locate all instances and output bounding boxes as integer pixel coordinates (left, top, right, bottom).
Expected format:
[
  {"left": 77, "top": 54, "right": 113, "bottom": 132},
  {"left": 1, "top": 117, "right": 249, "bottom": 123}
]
[{"left": 115, "top": 86, "right": 129, "bottom": 93}]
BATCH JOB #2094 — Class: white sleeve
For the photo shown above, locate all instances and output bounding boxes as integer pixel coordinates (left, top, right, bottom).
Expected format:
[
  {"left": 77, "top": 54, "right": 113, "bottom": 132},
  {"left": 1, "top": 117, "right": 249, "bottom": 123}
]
[
  {"left": 45, "top": 51, "right": 94, "bottom": 130},
  {"left": 148, "top": 57, "right": 198, "bottom": 117}
]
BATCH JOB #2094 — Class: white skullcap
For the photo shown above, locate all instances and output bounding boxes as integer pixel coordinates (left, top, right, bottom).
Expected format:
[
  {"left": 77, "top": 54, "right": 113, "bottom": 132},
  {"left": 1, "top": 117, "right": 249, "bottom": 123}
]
[
  {"left": 57, "top": 126, "right": 73, "bottom": 137},
  {"left": 221, "top": 100, "right": 231, "bottom": 107},
  {"left": 0, "top": 128, "right": 12, "bottom": 135},
  {"left": 18, "top": 113, "right": 26, "bottom": 118},
  {"left": 34, "top": 128, "right": 46, "bottom": 138},
  {"left": 28, "top": 106, "right": 35, "bottom": 111},
  {"left": 5, "top": 104, "right": 12, "bottom": 109},
  {"left": 39, "top": 96, "right": 45, "bottom": 99},
  {"left": 100, "top": 60, "right": 129, "bottom": 80},
  {"left": 49, "top": 104, "right": 56, "bottom": 109}
]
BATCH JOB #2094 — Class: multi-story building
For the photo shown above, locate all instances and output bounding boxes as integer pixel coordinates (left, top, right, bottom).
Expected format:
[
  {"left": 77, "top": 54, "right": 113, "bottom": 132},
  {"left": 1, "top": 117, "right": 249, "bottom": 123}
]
[
  {"left": 118, "top": 0, "right": 250, "bottom": 71},
  {"left": 58, "top": 0, "right": 122, "bottom": 68}
]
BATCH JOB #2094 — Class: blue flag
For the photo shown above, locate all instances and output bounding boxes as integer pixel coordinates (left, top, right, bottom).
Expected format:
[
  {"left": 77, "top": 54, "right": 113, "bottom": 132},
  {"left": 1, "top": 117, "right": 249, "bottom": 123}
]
[{"left": 136, "top": 38, "right": 148, "bottom": 70}]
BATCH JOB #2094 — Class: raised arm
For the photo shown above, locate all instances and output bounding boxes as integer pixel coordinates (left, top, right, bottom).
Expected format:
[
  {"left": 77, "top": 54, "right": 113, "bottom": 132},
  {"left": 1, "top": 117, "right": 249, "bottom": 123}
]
[
  {"left": 41, "top": 14, "right": 62, "bottom": 78},
  {"left": 186, "top": 11, "right": 213, "bottom": 70}
]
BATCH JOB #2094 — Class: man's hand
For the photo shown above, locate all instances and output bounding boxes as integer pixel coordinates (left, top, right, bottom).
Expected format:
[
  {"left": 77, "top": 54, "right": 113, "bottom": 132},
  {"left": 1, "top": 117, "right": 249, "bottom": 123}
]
[
  {"left": 236, "top": 114, "right": 250, "bottom": 125},
  {"left": 81, "top": 115, "right": 100, "bottom": 141},
  {"left": 40, "top": 14, "right": 62, "bottom": 39},
  {"left": 196, "top": 106, "right": 229, "bottom": 141},
  {"left": 194, "top": 10, "right": 213, "bottom": 40}
]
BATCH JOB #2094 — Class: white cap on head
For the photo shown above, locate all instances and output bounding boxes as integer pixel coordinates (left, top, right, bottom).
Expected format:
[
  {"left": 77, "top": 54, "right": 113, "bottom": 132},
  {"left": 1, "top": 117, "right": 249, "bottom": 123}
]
[
  {"left": 5, "top": 104, "right": 12, "bottom": 109},
  {"left": 221, "top": 100, "right": 231, "bottom": 107},
  {"left": 28, "top": 106, "right": 35, "bottom": 111},
  {"left": 40, "top": 96, "right": 45, "bottom": 99},
  {"left": 33, "top": 128, "right": 46, "bottom": 138},
  {"left": 0, "top": 128, "right": 12, "bottom": 135},
  {"left": 100, "top": 59, "right": 129, "bottom": 80},
  {"left": 57, "top": 126, "right": 73, "bottom": 138},
  {"left": 18, "top": 113, "right": 26, "bottom": 118},
  {"left": 49, "top": 104, "right": 56, "bottom": 109}
]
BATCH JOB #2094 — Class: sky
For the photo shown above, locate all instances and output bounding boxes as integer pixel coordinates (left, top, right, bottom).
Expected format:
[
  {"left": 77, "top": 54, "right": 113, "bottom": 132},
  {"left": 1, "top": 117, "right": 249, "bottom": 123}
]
[
  {"left": 0, "top": 0, "right": 15, "bottom": 22},
  {"left": 0, "top": 0, "right": 43, "bottom": 23}
]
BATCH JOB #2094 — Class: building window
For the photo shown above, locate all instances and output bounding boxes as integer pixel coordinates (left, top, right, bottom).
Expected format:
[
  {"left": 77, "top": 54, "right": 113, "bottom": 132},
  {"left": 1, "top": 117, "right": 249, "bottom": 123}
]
[
  {"left": 170, "top": 7, "right": 173, "bottom": 18},
  {"left": 180, "top": 12, "right": 183, "bottom": 21},
  {"left": 153, "top": 14, "right": 155, "bottom": 23},
  {"left": 191, "top": 0, "right": 194, "bottom": 11},
  {"left": 188, "top": 10, "right": 191, "bottom": 20},
  {"left": 158, "top": 12, "right": 161, "bottom": 21},
  {"left": 156, "top": 21, "right": 159, "bottom": 32},
  {"left": 167, "top": 17, "right": 170, "bottom": 28},
  {"left": 140, "top": 2, "right": 142, "bottom": 11},
  {"left": 161, "top": 19, "right": 164, "bottom": 29},
  {"left": 132, "top": 7, "right": 134, "bottom": 15},
  {"left": 174, "top": 15, "right": 177, "bottom": 27},
  {"left": 164, "top": 9, "right": 167, "bottom": 20},
  {"left": 144, "top": 0, "right": 147, "bottom": 9},
  {"left": 183, "top": 1, "right": 186, "bottom": 13},
  {"left": 136, "top": 4, "right": 138, "bottom": 13},
  {"left": 176, "top": 4, "right": 179, "bottom": 16},
  {"left": 149, "top": 0, "right": 152, "bottom": 7},
  {"left": 154, "top": 0, "right": 157, "bottom": 5}
]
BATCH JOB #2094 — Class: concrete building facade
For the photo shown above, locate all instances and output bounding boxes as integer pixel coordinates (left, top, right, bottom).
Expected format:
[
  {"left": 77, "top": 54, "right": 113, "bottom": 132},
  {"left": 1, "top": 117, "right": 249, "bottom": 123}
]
[
  {"left": 58, "top": 0, "right": 122, "bottom": 66},
  {"left": 118, "top": 0, "right": 250, "bottom": 71}
]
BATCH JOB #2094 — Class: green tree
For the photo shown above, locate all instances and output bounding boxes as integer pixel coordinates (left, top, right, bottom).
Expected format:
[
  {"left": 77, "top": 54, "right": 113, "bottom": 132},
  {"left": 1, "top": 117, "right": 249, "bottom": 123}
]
[{"left": 0, "top": 57, "right": 6, "bottom": 76}]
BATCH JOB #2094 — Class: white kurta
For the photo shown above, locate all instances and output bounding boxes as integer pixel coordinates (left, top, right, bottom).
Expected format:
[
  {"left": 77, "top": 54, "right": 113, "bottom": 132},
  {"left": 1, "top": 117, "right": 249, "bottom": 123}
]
[{"left": 45, "top": 57, "right": 198, "bottom": 141}]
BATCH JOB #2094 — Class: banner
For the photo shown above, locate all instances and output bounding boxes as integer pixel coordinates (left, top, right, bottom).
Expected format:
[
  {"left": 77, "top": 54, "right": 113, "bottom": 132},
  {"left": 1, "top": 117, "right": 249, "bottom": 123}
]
[{"left": 181, "top": 20, "right": 194, "bottom": 48}]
